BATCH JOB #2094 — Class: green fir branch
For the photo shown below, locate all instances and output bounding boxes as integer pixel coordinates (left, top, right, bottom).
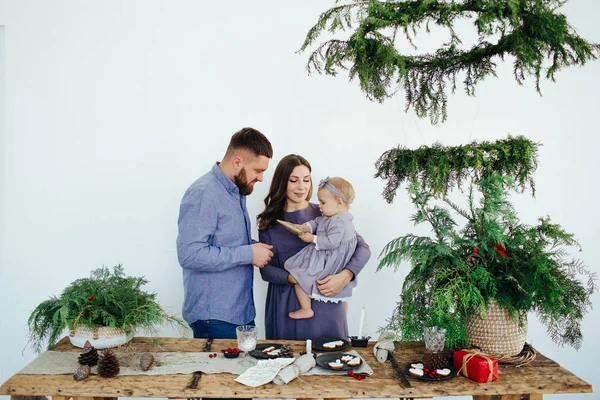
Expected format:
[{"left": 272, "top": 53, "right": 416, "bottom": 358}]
[
  {"left": 300, "top": 0, "right": 600, "bottom": 123},
  {"left": 27, "top": 265, "right": 188, "bottom": 352}
]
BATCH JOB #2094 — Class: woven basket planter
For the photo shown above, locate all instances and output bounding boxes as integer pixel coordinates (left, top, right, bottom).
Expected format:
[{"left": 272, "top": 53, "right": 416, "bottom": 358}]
[
  {"left": 69, "top": 326, "right": 133, "bottom": 349},
  {"left": 466, "top": 299, "right": 527, "bottom": 357}
]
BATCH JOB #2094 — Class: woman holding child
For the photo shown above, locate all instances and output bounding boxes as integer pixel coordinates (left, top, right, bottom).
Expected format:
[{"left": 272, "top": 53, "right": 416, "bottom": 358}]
[{"left": 257, "top": 154, "right": 371, "bottom": 341}]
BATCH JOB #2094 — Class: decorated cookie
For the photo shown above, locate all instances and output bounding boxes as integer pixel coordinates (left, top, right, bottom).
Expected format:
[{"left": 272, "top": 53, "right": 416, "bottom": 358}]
[
  {"left": 323, "top": 342, "right": 337, "bottom": 349},
  {"left": 267, "top": 349, "right": 281, "bottom": 356},
  {"left": 410, "top": 363, "right": 424, "bottom": 369},
  {"left": 341, "top": 355, "right": 354, "bottom": 363},
  {"left": 436, "top": 368, "right": 452, "bottom": 376},
  {"left": 262, "top": 346, "right": 275, "bottom": 353},
  {"left": 409, "top": 367, "right": 424, "bottom": 377},
  {"left": 347, "top": 357, "right": 361, "bottom": 367},
  {"left": 328, "top": 359, "right": 344, "bottom": 369}
]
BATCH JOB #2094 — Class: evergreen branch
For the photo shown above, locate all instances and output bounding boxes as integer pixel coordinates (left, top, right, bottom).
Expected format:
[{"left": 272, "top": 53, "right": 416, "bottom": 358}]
[
  {"left": 300, "top": 0, "right": 600, "bottom": 123},
  {"left": 27, "top": 265, "right": 188, "bottom": 352},
  {"left": 375, "top": 135, "right": 539, "bottom": 201},
  {"left": 378, "top": 171, "right": 596, "bottom": 350}
]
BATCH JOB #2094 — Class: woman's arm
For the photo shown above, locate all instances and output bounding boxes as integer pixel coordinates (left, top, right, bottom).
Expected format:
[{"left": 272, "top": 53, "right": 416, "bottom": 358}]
[
  {"left": 343, "top": 233, "right": 371, "bottom": 279},
  {"left": 316, "top": 234, "right": 371, "bottom": 296},
  {"left": 258, "top": 229, "right": 293, "bottom": 285}
]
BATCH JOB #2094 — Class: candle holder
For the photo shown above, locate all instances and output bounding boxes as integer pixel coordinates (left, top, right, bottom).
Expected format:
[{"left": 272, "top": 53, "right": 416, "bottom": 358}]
[
  {"left": 350, "top": 336, "right": 371, "bottom": 347},
  {"left": 423, "top": 326, "right": 446, "bottom": 352},
  {"left": 422, "top": 326, "right": 450, "bottom": 369},
  {"left": 235, "top": 325, "right": 257, "bottom": 357}
]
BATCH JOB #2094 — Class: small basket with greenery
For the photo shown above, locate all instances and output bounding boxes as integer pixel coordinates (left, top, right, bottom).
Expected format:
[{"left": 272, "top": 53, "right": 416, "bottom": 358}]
[
  {"left": 376, "top": 136, "right": 596, "bottom": 352},
  {"left": 28, "top": 265, "right": 186, "bottom": 352}
]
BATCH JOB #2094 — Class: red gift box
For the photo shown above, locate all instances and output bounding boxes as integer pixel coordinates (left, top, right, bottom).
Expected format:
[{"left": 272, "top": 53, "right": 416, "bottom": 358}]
[{"left": 453, "top": 350, "right": 498, "bottom": 383}]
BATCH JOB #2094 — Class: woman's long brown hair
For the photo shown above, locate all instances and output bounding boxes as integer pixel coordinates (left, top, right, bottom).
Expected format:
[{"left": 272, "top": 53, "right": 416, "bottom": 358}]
[{"left": 257, "top": 154, "right": 312, "bottom": 231}]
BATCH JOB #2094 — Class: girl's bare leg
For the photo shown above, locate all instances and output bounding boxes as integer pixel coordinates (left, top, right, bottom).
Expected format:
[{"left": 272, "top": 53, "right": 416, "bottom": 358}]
[{"left": 289, "top": 284, "right": 315, "bottom": 319}]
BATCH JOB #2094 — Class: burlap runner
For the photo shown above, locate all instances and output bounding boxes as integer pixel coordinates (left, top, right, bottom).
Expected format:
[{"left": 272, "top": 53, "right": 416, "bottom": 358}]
[{"left": 18, "top": 350, "right": 373, "bottom": 377}]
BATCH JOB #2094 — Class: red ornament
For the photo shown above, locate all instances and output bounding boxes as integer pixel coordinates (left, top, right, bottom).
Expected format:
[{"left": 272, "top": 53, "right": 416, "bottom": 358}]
[
  {"left": 495, "top": 243, "right": 510, "bottom": 260},
  {"left": 473, "top": 247, "right": 479, "bottom": 254},
  {"left": 86, "top": 294, "right": 96, "bottom": 301}
]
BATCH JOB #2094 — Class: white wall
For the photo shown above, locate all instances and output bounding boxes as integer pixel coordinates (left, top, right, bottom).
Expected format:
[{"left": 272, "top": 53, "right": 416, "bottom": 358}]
[{"left": 0, "top": 1, "right": 598, "bottom": 399}]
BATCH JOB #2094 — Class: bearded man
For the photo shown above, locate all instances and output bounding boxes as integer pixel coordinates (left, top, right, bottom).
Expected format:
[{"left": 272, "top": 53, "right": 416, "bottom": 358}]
[{"left": 177, "top": 127, "right": 274, "bottom": 339}]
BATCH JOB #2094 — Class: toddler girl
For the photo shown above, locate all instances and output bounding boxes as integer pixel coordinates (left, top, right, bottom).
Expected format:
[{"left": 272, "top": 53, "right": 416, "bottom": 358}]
[{"left": 284, "top": 176, "right": 358, "bottom": 319}]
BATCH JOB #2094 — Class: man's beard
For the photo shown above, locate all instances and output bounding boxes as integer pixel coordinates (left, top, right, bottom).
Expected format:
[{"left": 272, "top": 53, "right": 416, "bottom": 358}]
[{"left": 234, "top": 167, "right": 254, "bottom": 196}]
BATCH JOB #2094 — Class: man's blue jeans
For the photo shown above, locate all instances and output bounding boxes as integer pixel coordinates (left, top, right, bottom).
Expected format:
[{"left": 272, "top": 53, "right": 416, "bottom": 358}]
[
  {"left": 188, "top": 319, "right": 255, "bottom": 400},
  {"left": 189, "top": 319, "right": 255, "bottom": 339}
]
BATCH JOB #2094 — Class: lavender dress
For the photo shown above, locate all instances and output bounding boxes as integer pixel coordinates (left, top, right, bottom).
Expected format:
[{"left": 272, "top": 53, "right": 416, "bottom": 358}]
[
  {"left": 259, "top": 203, "right": 371, "bottom": 340},
  {"left": 284, "top": 213, "right": 357, "bottom": 302}
]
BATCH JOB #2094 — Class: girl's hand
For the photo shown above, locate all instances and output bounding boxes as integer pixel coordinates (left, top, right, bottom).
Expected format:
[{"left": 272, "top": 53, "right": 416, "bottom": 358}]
[
  {"left": 298, "top": 224, "right": 311, "bottom": 233},
  {"left": 316, "top": 269, "right": 353, "bottom": 297},
  {"left": 299, "top": 232, "right": 314, "bottom": 243}
]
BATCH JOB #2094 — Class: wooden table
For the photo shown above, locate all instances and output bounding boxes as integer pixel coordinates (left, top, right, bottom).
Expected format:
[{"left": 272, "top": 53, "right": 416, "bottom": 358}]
[{"left": 1, "top": 337, "right": 592, "bottom": 400}]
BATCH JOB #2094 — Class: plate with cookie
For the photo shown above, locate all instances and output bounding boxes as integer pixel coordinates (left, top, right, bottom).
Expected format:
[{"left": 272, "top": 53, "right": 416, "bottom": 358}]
[
  {"left": 316, "top": 353, "right": 362, "bottom": 371},
  {"left": 249, "top": 343, "right": 283, "bottom": 359},
  {"left": 404, "top": 361, "right": 456, "bottom": 381},
  {"left": 312, "top": 337, "right": 350, "bottom": 352}
]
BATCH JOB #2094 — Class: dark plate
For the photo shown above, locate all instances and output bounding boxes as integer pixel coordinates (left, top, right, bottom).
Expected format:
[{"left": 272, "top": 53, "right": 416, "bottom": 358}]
[
  {"left": 248, "top": 343, "right": 283, "bottom": 359},
  {"left": 311, "top": 337, "right": 350, "bottom": 352},
  {"left": 404, "top": 361, "right": 456, "bottom": 381},
  {"left": 316, "top": 353, "right": 362, "bottom": 371}
]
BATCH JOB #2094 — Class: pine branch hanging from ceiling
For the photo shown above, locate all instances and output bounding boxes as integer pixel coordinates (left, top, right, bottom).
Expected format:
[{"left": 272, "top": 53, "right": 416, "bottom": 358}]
[{"left": 299, "top": 0, "right": 600, "bottom": 124}]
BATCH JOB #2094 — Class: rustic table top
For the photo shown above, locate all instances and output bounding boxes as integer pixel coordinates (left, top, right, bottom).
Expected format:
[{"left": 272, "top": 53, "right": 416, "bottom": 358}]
[{"left": 0, "top": 336, "right": 592, "bottom": 399}]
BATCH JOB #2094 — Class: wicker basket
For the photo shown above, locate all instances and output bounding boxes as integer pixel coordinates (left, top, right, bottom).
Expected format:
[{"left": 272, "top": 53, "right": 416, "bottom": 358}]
[
  {"left": 466, "top": 299, "right": 527, "bottom": 357},
  {"left": 69, "top": 326, "right": 133, "bottom": 349}
]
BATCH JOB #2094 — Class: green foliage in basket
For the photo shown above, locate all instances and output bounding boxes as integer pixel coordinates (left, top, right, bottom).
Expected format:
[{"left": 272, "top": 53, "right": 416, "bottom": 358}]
[
  {"left": 376, "top": 137, "right": 596, "bottom": 349},
  {"left": 27, "top": 265, "right": 186, "bottom": 352},
  {"left": 299, "top": 0, "right": 600, "bottom": 124}
]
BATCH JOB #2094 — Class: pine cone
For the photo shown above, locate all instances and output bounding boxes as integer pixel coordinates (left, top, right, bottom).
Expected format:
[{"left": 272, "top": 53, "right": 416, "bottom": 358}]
[
  {"left": 78, "top": 341, "right": 99, "bottom": 366},
  {"left": 98, "top": 348, "right": 120, "bottom": 378},
  {"left": 140, "top": 353, "right": 155, "bottom": 371},
  {"left": 423, "top": 350, "right": 450, "bottom": 370},
  {"left": 73, "top": 364, "right": 90, "bottom": 381},
  {"left": 278, "top": 344, "right": 294, "bottom": 358},
  {"left": 466, "top": 254, "right": 479, "bottom": 267}
]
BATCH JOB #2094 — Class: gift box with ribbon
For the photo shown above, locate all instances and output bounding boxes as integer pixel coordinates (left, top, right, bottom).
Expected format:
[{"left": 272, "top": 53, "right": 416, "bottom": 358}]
[{"left": 453, "top": 349, "right": 498, "bottom": 383}]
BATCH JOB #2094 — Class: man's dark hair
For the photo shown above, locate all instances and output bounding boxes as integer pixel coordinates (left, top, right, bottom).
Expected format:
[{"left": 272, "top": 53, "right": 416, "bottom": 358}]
[{"left": 225, "top": 127, "right": 273, "bottom": 159}]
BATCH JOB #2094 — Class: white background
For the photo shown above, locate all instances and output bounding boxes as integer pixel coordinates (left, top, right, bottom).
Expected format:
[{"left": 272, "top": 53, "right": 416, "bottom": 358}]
[{"left": 0, "top": 1, "right": 599, "bottom": 399}]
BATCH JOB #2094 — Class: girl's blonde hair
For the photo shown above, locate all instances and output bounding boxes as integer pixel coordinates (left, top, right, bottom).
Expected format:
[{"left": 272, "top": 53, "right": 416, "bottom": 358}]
[{"left": 319, "top": 176, "right": 355, "bottom": 204}]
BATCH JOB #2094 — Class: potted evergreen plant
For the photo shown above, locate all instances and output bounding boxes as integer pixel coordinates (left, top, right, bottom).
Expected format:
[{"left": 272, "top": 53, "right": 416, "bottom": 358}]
[
  {"left": 27, "top": 265, "right": 186, "bottom": 352},
  {"left": 376, "top": 136, "right": 596, "bottom": 354}
]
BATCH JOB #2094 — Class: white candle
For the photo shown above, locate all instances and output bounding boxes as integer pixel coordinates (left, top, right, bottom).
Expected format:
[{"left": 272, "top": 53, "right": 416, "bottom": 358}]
[
  {"left": 358, "top": 307, "right": 365, "bottom": 339},
  {"left": 306, "top": 339, "right": 312, "bottom": 355}
]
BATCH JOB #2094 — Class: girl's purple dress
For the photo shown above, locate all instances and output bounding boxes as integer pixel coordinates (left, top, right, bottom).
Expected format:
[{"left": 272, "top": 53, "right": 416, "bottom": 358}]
[
  {"left": 259, "top": 203, "right": 371, "bottom": 340},
  {"left": 284, "top": 212, "right": 357, "bottom": 302}
]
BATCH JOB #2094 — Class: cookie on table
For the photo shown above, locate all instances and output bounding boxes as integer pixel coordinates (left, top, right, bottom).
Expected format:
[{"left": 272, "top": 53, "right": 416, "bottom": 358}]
[{"left": 347, "top": 357, "right": 361, "bottom": 367}]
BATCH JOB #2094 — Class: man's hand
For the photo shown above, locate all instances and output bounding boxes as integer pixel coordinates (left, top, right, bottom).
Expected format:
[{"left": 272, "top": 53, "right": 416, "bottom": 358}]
[
  {"left": 299, "top": 232, "right": 314, "bottom": 243},
  {"left": 316, "top": 269, "right": 354, "bottom": 297},
  {"left": 251, "top": 243, "right": 273, "bottom": 268}
]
